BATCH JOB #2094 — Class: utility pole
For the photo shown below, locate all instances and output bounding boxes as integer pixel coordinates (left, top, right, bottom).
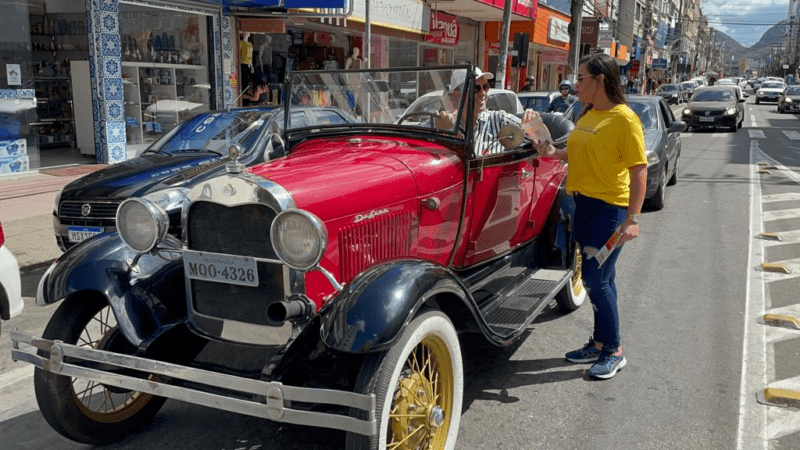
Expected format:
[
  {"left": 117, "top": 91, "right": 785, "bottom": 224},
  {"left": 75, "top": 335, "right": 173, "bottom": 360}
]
[
  {"left": 567, "top": 0, "right": 583, "bottom": 83},
  {"left": 639, "top": 0, "right": 651, "bottom": 94},
  {"left": 496, "top": 0, "right": 513, "bottom": 89}
]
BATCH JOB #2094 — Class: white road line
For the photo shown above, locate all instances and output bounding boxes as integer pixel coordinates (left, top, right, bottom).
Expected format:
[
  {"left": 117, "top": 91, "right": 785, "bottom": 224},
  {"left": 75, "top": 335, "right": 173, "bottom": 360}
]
[
  {"left": 768, "top": 407, "right": 800, "bottom": 441},
  {"left": 0, "top": 365, "right": 33, "bottom": 390},
  {"left": 783, "top": 130, "right": 800, "bottom": 140},
  {"left": 765, "top": 325, "right": 800, "bottom": 345},
  {"left": 762, "top": 192, "right": 800, "bottom": 203},
  {"left": 749, "top": 130, "right": 766, "bottom": 139},
  {"left": 756, "top": 153, "right": 800, "bottom": 184},
  {"left": 737, "top": 139, "right": 768, "bottom": 450},
  {"left": 762, "top": 208, "right": 800, "bottom": 222}
]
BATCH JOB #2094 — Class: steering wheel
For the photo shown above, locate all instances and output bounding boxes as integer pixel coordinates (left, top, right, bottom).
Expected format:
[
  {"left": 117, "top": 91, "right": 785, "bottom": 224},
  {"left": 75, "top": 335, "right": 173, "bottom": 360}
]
[{"left": 397, "top": 111, "right": 437, "bottom": 128}]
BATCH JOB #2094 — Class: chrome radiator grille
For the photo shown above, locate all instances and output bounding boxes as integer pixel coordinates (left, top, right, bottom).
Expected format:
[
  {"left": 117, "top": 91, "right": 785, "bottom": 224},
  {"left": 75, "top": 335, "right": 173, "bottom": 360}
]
[{"left": 186, "top": 201, "right": 284, "bottom": 326}]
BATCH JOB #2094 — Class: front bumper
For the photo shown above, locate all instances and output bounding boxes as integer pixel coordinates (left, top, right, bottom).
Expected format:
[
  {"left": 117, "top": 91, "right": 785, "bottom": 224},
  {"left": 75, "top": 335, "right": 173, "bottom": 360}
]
[
  {"left": 11, "top": 330, "right": 377, "bottom": 436},
  {"left": 683, "top": 114, "right": 737, "bottom": 128},
  {"left": 757, "top": 94, "right": 780, "bottom": 102}
]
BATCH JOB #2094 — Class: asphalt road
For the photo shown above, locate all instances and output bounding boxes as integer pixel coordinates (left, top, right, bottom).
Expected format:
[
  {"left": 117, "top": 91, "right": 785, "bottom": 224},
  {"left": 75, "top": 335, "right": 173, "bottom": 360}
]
[{"left": 1, "top": 95, "right": 798, "bottom": 449}]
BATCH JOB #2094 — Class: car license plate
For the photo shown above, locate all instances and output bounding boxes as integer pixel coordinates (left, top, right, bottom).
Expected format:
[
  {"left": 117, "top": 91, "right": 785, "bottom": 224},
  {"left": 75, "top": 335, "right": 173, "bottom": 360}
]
[
  {"left": 184, "top": 250, "right": 259, "bottom": 287},
  {"left": 698, "top": 117, "right": 714, "bottom": 122},
  {"left": 68, "top": 226, "right": 103, "bottom": 242}
]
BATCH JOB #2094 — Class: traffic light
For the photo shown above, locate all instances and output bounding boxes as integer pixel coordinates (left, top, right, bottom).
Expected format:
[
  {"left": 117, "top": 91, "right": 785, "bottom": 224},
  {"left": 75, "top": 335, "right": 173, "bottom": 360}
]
[{"left": 512, "top": 33, "right": 529, "bottom": 67}]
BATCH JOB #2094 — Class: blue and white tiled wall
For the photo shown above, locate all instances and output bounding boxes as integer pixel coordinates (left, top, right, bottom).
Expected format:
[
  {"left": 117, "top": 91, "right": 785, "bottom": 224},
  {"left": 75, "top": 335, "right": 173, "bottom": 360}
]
[{"left": 85, "top": 0, "right": 227, "bottom": 164}]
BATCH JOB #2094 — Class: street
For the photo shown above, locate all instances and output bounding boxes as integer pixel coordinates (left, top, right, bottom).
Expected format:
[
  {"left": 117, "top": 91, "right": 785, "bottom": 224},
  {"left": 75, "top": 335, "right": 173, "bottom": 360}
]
[{"left": 1, "top": 96, "right": 799, "bottom": 449}]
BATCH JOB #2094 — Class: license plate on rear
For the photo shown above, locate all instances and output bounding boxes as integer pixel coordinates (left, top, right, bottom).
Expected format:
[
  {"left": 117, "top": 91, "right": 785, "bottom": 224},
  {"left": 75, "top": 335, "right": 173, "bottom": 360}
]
[
  {"left": 699, "top": 117, "right": 714, "bottom": 122},
  {"left": 184, "top": 250, "right": 259, "bottom": 287},
  {"left": 68, "top": 226, "right": 103, "bottom": 242}
]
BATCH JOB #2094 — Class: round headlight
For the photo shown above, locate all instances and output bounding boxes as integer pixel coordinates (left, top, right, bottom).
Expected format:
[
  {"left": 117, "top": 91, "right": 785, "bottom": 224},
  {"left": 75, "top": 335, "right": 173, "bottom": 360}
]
[
  {"left": 116, "top": 198, "right": 169, "bottom": 253},
  {"left": 270, "top": 210, "right": 327, "bottom": 270}
]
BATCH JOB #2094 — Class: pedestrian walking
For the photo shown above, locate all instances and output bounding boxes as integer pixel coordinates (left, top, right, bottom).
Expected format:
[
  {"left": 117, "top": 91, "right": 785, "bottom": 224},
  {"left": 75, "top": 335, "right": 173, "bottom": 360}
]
[{"left": 534, "top": 53, "right": 647, "bottom": 379}]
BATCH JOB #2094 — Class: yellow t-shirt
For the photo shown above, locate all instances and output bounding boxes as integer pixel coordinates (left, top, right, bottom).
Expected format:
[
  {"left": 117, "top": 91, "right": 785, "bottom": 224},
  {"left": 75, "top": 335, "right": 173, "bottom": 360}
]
[
  {"left": 565, "top": 104, "right": 647, "bottom": 207},
  {"left": 240, "top": 40, "right": 253, "bottom": 65}
]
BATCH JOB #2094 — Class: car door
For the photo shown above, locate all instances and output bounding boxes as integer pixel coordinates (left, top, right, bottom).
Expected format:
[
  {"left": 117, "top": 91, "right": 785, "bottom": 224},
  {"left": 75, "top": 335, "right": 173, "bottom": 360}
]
[{"left": 657, "top": 98, "right": 680, "bottom": 176}]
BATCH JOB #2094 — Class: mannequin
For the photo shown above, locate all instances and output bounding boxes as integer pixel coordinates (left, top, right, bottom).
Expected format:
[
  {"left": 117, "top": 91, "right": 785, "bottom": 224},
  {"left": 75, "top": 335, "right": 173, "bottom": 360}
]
[
  {"left": 323, "top": 54, "right": 338, "bottom": 71},
  {"left": 345, "top": 47, "right": 362, "bottom": 70},
  {"left": 240, "top": 32, "right": 254, "bottom": 85},
  {"left": 257, "top": 34, "right": 273, "bottom": 83}
]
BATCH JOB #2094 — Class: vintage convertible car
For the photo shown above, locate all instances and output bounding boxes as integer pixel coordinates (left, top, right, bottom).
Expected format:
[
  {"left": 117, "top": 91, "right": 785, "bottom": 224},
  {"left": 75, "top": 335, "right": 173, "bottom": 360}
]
[{"left": 12, "top": 65, "right": 585, "bottom": 449}]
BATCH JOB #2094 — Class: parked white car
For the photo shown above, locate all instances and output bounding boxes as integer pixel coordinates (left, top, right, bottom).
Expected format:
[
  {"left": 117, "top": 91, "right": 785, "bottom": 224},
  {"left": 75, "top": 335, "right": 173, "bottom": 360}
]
[{"left": 0, "top": 221, "right": 22, "bottom": 334}]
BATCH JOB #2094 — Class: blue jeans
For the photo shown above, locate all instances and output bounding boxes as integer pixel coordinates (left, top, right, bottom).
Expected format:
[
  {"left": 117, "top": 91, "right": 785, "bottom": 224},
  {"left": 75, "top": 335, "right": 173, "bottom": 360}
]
[{"left": 573, "top": 195, "right": 628, "bottom": 350}]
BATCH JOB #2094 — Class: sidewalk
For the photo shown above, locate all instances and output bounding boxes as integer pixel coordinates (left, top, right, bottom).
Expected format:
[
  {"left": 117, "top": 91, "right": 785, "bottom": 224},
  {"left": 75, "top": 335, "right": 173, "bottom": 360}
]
[{"left": 0, "top": 169, "right": 85, "bottom": 272}]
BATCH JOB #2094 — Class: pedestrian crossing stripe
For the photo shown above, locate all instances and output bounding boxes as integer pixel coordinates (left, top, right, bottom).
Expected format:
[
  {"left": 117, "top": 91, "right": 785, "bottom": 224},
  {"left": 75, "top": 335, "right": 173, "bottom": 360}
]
[
  {"left": 762, "top": 192, "right": 800, "bottom": 203},
  {"left": 749, "top": 130, "right": 766, "bottom": 138},
  {"left": 762, "top": 208, "right": 800, "bottom": 222},
  {"left": 783, "top": 130, "right": 800, "bottom": 140}
]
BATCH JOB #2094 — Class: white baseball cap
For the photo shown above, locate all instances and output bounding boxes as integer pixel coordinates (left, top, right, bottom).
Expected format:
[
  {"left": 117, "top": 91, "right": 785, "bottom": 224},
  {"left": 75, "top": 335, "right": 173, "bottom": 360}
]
[{"left": 450, "top": 68, "right": 494, "bottom": 92}]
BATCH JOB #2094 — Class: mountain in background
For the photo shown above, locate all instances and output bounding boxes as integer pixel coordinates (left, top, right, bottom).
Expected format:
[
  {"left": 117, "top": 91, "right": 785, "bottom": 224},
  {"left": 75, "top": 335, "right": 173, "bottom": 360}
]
[{"left": 713, "top": 20, "right": 786, "bottom": 63}]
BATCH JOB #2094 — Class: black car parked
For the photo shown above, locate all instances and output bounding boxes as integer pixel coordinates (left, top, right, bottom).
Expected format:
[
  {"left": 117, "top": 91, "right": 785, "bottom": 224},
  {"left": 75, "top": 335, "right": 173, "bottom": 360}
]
[{"left": 53, "top": 106, "right": 358, "bottom": 250}]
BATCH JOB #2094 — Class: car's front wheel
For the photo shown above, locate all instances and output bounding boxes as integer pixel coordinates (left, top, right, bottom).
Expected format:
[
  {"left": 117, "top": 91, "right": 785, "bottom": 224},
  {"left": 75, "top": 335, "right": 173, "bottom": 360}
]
[
  {"left": 346, "top": 309, "right": 463, "bottom": 450},
  {"left": 33, "top": 294, "right": 166, "bottom": 445}
]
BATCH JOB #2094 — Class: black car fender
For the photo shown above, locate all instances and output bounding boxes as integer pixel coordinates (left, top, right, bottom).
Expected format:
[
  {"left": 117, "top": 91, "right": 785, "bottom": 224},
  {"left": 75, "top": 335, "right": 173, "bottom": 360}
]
[
  {"left": 38, "top": 233, "right": 186, "bottom": 348},
  {"left": 319, "top": 259, "right": 477, "bottom": 353}
]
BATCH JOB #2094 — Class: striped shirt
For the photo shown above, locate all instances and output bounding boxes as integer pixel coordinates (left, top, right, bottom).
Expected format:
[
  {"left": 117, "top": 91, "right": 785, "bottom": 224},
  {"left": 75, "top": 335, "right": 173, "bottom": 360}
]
[{"left": 473, "top": 110, "right": 521, "bottom": 156}]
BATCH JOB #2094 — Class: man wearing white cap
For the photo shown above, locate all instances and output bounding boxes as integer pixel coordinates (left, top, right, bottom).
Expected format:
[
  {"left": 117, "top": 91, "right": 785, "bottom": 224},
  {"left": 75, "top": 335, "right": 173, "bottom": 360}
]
[{"left": 436, "top": 67, "right": 536, "bottom": 156}]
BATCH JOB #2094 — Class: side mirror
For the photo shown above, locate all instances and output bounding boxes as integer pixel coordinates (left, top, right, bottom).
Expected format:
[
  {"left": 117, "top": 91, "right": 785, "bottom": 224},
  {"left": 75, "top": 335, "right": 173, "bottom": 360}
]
[{"left": 668, "top": 121, "right": 688, "bottom": 133}]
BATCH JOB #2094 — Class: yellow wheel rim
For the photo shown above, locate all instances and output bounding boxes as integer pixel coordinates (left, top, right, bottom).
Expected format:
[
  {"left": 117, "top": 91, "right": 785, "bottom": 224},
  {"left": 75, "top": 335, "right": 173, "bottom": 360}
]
[
  {"left": 570, "top": 250, "right": 584, "bottom": 297},
  {"left": 388, "top": 334, "right": 455, "bottom": 450}
]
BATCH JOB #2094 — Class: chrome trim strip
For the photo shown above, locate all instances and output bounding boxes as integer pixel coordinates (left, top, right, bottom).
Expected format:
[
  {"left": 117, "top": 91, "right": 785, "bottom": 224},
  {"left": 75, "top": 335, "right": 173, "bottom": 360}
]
[{"left": 11, "top": 331, "right": 376, "bottom": 437}]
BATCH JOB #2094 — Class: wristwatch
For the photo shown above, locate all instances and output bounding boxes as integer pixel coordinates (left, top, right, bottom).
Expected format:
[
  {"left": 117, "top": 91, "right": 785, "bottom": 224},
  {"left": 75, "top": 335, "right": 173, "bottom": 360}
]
[{"left": 627, "top": 213, "right": 641, "bottom": 224}]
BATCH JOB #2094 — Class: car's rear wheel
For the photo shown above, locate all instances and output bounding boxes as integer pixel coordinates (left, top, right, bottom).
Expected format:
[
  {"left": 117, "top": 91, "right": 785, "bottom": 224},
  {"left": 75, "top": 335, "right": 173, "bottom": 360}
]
[
  {"left": 346, "top": 309, "right": 463, "bottom": 450},
  {"left": 556, "top": 248, "right": 587, "bottom": 311}
]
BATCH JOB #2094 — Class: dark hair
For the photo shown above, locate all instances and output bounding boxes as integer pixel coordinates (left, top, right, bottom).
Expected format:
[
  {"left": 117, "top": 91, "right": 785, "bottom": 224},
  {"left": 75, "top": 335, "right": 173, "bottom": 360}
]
[{"left": 578, "top": 53, "right": 626, "bottom": 118}]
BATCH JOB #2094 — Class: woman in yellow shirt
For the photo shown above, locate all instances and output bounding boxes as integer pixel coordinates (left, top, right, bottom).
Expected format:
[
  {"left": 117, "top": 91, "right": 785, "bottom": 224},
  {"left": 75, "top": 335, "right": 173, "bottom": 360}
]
[{"left": 536, "top": 53, "right": 647, "bottom": 379}]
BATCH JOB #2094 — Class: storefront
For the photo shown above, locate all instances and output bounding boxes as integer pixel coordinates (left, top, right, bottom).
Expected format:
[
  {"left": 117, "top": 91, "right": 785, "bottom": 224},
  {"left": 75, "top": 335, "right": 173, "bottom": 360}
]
[
  {"left": 531, "top": 6, "right": 569, "bottom": 91},
  {"left": 0, "top": 0, "right": 222, "bottom": 172}
]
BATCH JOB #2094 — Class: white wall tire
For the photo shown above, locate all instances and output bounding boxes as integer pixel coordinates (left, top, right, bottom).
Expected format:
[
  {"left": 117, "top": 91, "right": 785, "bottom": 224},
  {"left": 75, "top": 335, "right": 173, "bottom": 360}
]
[
  {"left": 346, "top": 309, "right": 463, "bottom": 450},
  {"left": 556, "top": 248, "right": 587, "bottom": 311}
]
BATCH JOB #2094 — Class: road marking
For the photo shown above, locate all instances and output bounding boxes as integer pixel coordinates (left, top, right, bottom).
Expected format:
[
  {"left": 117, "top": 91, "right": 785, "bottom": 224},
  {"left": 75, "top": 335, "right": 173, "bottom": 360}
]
[
  {"left": 783, "top": 130, "right": 800, "bottom": 140},
  {"left": 759, "top": 258, "right": 800, "bottom": 282},
  {"left": 762, "top": 192, "right": 800, "bottom": 203},
  {"left": 749, "top": 130, "right": 766, "bottom": 139},
  {"left": 0, "top": 366, "right": 33, "bottom": 390},
  {"left": 737, "top": 139, "right": 768, "bottom": 450},
  {"left": 763, "top": 229, "right": 800, "bottom": 246},
  {"left": 762, "top": 208, "right": 800, "bottom": 222}
]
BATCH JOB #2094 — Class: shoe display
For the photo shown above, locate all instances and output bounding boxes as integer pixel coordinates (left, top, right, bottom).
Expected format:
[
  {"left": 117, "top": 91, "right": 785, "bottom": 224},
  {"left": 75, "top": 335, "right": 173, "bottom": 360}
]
[
  {"left": 587, "top": 348, "right": 626, "bottom": 379},
  {"left": 565, "top": 339, "right": 603, "bottom": 363}
]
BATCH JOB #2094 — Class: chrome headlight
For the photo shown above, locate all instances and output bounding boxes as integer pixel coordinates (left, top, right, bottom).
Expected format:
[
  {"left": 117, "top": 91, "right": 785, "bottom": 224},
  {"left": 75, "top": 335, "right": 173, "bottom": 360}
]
[
  {"left": 117, "top": 198, "right": 169, "bottom": 253},
  {"left": 646, "top": 150, "right": 660, "bottom": 166},
  {"left": 725, "top": 107, "right": 737, "bottom": 115},
  {"left": 682, "top": 109, "right": 692, "bottom": 116},
  {"left": 142, "top": 187, "right": 189, "bottom": 212},
  {"left": 270, "top": 209, "right": 327, "bottom": 270}
]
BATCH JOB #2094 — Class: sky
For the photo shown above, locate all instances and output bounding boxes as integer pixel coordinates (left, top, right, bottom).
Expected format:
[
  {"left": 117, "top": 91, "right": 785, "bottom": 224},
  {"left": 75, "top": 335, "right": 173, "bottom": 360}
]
[{"left": 700, "top": 0, "right": 790, "bottom": 47}]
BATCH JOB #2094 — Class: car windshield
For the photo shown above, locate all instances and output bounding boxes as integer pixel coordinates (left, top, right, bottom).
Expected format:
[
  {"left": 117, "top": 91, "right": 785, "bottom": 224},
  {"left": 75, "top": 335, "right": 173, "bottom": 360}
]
[
  {"left": 661, "top": 85, "right": 679, "bottom": 91},
  {"left": 681, "top": 83, "right": 693, "bottom": 89},
  {"left": 286, "top": 66, "right": 470, "bottom": 135},
  {"left": 693, "top": 90, "right": 734, "bottom": 102},
  {"left": 787, "top": 87, "right": 800, "bottom": 95},
  {"left": 626, "top": 100, "right": 657, "bottom": 129},
  {"left": 762, "top": 82, "right": 783, "bottom": 89},
  {"left": 146, "top": 108, "right": 277, "bottom": 154},
  {"left": 519, "top": 96, "right": 551, "bottom": 112}
]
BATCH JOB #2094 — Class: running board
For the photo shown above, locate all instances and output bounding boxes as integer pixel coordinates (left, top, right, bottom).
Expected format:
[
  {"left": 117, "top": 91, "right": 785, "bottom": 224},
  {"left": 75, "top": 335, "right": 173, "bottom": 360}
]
[{"left": 478, "top": 269, "right": 572, "bottom": 339}]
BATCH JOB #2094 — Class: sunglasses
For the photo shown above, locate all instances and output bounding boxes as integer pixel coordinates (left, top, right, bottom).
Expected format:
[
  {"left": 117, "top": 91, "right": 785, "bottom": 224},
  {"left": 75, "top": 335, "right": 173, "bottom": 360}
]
[
  {"left": 474, "top": 84, "right": 491, "bottom": 93},
  {"left": 560, "top": 87, "right": 570, "bottom": 90}
]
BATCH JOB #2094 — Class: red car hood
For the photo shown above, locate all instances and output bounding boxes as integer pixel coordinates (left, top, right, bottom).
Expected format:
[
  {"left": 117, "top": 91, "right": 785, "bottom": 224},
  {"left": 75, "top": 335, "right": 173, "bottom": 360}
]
[{"left": 247, "top": 136, "right": 462, "bottom": 221}]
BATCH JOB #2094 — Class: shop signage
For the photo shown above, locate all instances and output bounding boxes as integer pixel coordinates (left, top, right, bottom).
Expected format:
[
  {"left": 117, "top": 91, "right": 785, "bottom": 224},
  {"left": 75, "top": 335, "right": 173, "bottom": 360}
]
[
  {"left": 548, "top": 17, "right": 569, "bottom": 43},
  {"left": 652, "top": 58, "right": 668, "bottom": 69},
  {"left": 541, "top": 49, "right": 568, "bottom": 63},
  {"left": 477, "top": 0, "right": 537, "bottom": 20},
  {"left": 598, "top": 29, "right": 613, "bottom": 48},
  {"left": 581, "top": 18, "right": 598, "bottom": 46},
  {"left": 211, "top": 0, "right": 347, "bottom": 7},
  {"left": 425, "top": 11, "right": 459, "bottom": 45},
  {"left": 594, "top": 0, "right": 609, "bottom": 17},
  {"left": 239, "top": 18, "right": 286, "bottom": 33},
  {"left": 352, "top": 0, "right": 429, "bottom": 34}
]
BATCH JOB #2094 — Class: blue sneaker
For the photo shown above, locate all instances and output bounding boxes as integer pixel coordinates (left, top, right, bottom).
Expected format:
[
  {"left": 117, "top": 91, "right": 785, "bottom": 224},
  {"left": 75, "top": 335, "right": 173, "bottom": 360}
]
[
  {"left": 565, "top": 340, "right": 603, "bottom": 363},
  {"left": 587, "top": 348, "right": 626, "bottom": 379}
]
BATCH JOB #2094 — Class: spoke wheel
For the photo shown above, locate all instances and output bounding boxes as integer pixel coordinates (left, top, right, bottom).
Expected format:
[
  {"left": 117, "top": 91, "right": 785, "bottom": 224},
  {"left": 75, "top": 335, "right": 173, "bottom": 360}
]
[
  {"left": 556, "top": 248, "right": 587, "bottom": 311},
  {"left": 346, "top": 310, "right": 463, "bottom": 450},
  {"left": 34, "top": 294, "right": 166, "bottom": 445}
]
